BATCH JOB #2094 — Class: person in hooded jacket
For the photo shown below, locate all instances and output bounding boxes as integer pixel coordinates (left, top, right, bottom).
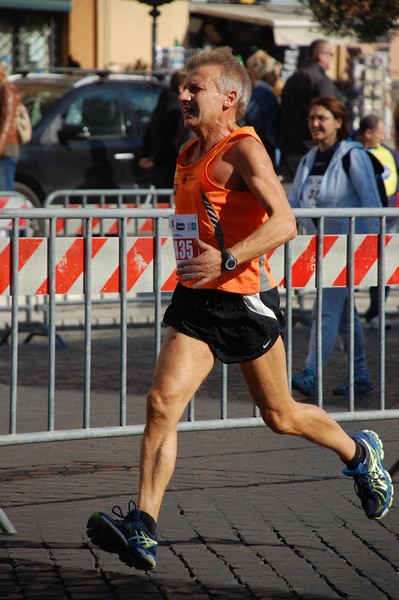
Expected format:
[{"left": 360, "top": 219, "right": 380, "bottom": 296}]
[{"left": 289, "top": 96, "right": 382, "bottom": 398}]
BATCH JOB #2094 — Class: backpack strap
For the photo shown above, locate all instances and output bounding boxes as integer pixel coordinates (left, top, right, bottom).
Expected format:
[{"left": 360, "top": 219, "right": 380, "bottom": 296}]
[{"left": 342, "top": 150, "right": 351, "bottom": 178}]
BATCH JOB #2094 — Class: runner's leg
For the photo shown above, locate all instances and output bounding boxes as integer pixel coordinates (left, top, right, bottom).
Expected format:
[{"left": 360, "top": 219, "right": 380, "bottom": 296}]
[
  {"left": 138, "top": 327, "right": 215, "bottom": 520},
  {"left": 240, "top": 336, "right": 356, "bottom": 461}
]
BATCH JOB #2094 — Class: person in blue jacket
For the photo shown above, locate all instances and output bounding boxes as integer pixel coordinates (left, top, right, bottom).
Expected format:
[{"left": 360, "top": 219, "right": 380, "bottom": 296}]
[
  {"left": 245, "top": 50, "right": 281, "bottom": 168},
  {"left": 289, "top": 95, "right": 382, "bottom": 397}
]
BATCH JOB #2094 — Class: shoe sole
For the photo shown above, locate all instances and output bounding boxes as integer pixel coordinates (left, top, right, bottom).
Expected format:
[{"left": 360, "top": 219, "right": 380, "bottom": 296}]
[
  {"left": 86, "top": 512, "right": 156, "bottom": 570},
  {"left": 359, "top": 430, "right": 394, "bottom": 520}
]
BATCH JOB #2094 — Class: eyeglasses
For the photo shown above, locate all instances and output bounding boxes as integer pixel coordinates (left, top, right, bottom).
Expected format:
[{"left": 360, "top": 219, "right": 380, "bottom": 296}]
[
  {"left": 308, "top": 115, "right": 333, "bottom": 123},
  {"left": 321, "top": 50, "right": 333, "bottom": 56}
]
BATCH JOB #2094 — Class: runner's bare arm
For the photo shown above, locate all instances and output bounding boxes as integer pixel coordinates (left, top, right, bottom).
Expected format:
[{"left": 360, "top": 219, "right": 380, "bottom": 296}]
[{"left": 227, "top": 135, "right": 296, "bottom": 263}]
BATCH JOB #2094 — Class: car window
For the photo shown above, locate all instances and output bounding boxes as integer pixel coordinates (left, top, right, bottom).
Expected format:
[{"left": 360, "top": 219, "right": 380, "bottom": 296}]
[
  {"left": 28, "top": 91, "right": 66, "bottom": 126},
  {"left": 124, "top": 87, "right": 160, "bottom": 136},
  {"left": 16, "top": 85, "right": 73, "bottom": 127},
  {"left": 61, "top": 88, "right": 123, "bottom": 136}
]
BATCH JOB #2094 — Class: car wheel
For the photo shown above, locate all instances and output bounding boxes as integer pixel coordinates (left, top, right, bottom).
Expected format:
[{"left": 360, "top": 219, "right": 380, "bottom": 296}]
[{"left": 14, "top": 182, "right": 45, "bottom": 236}]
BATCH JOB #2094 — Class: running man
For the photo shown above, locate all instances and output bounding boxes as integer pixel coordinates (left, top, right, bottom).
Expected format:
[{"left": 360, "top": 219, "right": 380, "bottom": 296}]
[{"left": 87, "top": 47, "right": 393, "bottom": 571}]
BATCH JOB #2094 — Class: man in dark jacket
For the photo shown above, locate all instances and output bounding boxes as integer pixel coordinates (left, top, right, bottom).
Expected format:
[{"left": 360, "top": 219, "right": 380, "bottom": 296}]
[
  {"left": 279, "top": 39, "right": 338, "bottom": 180},
  {"left": 139, "top": 69, "right": 190, "bottom": 190}
]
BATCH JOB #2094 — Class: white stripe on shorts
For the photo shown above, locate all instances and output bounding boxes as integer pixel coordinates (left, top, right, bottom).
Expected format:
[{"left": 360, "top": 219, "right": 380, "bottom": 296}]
[{"left": 242, "top": 293, "right": 277, "bottom": 320}]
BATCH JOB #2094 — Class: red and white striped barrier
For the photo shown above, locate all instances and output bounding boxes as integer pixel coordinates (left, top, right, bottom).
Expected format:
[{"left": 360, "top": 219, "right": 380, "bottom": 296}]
[
  {"left": 267, "top": 233, "right": 399, "bottom": 288},
  {"left": 0, "top": 234, "right": 398, "bottom": 295}
]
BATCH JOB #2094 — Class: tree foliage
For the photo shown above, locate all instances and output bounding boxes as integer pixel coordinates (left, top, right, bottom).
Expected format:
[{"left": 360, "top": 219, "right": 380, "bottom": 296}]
[{"left": 300, "top": 0, "right": 399, "bottom": 43}]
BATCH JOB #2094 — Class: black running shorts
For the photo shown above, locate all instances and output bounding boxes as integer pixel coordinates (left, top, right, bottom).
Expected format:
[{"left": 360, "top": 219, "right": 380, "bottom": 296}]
[{"left": 163, "top": 283, "right": 284, "bottom": 364}]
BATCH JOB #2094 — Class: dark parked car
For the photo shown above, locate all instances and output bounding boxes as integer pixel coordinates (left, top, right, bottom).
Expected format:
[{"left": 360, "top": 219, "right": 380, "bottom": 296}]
[{"left": 11, "top": 71, "right": 163, "bottom": 206}]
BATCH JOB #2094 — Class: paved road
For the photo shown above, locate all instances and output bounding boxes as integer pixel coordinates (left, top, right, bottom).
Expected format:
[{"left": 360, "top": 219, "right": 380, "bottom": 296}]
[
  {"left": 0, "top": 420, "right": 397, "bottom": 599},
  {"left": 0, "top": 292, "right": 398, "bottom": 599}
]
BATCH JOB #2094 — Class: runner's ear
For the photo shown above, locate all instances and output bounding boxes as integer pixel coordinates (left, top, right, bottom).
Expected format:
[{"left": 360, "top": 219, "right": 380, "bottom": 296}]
[{"left": 223, "top": 89, "right": 237, "bottom": 110}]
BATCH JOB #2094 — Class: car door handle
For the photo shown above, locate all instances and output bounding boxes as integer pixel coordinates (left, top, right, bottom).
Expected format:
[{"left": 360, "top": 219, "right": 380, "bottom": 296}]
[{"left": 114, "top": 153, "right": 135, "bottom": 160}]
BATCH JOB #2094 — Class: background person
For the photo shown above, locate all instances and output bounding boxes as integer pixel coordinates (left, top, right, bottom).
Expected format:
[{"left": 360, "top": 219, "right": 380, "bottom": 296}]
[
  {"left": 355, "top": 113, "right": 399, "bottom": 330},
  {"left": 139, "top": 69, "right": 191, "bottom": 190},
  {"left": 279, "top": 39, "right": 338, "bottom": 181},
  {"left": 289, "top": 96, "right": 382, "bottom": 397},
  {"left": 0, "top": 63, "right": 21, "bottom": 190},
  {"left": 87, "top": 51, "right": 393, "bottom": 573},
  {"left": 245, "top": 50, "right": 281, "bottom": 168}
]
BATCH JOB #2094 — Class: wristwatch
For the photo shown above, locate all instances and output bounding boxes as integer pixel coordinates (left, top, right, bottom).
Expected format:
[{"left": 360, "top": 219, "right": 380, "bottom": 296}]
[{"left": 221, "top": 249, "right": 238, "bottom": 271}]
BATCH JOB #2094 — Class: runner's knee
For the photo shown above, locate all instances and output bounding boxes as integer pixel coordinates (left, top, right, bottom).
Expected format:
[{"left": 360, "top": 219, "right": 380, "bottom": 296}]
[
  {"left": 262, "top": 404, "right": 299, "bottom": 435},
  {"left": 146, "top": 387, "right": 182, "bottom": 423}
]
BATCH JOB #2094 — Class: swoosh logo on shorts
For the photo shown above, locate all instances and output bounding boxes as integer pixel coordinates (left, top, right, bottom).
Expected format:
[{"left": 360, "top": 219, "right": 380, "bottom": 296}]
[{"left": 263, "top": 340, "right": 271, "bottom": 349}]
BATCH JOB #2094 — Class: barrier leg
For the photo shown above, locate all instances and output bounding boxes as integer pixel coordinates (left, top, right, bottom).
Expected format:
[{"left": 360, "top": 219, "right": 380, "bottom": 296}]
[{"left": 0, "top": 508, "right": 17, "bottom": 534}]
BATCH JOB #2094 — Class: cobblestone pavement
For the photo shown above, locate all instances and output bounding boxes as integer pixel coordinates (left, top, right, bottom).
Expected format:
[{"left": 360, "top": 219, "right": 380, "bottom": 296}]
[{"left": 0, "top": 291, "right": 398, "bottom": 599}]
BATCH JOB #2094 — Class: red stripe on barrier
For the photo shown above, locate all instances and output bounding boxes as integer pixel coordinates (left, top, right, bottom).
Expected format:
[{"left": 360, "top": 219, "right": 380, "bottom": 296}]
[
  {"left": 387, "top": 265, "right": 399, "bottom": 285},
  {"left": 161, "top": 270, "right": 177, "bottom": 292},
  {"left": 34, "top": 238, "right": 107, "bottom": 294},
  {"left": 19, "top": 238, "right": 44, "bottom": 268},
  {"left": 0, "top": 239, "right": 43, "bottom": 294},
  {"left": 107, "top": 219, "right": 123, "bottom": 235},
  {"left": 0, "top": 244, "right": 11, "bottom": 294},
  {"left": 289, "top": 235, "right": 338, "bottom": 287},
  {"left": 55, "top": 219, "right": 64, "bottom": 234},
  {"left": 333, "top": 235, "right": 392, "bottom": 286},
  {"left": 100, "top": 238, "right": 155, "bottom": 293}
]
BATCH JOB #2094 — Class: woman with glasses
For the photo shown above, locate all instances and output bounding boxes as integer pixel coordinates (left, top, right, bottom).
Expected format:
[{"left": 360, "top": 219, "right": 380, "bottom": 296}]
[{"left": 288, "top": 95, "right": 382, "bottom": 398}]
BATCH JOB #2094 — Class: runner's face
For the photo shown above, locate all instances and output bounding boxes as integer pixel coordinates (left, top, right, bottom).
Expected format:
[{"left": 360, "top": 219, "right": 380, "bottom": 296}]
[
  {"left": 308, "top": 104, "right": 342, "bottom": 150},
  {"left": 179, "top": 65, "right": 228, "bottom": 131}
]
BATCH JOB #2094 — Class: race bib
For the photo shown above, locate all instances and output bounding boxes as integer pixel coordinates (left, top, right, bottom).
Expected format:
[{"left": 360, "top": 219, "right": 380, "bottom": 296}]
[
  {"left": 302, "top": 175, "right": 322, "bottom": 208},
  {"left": 169, "top": 214, "right": 200, "bottom": 261}
]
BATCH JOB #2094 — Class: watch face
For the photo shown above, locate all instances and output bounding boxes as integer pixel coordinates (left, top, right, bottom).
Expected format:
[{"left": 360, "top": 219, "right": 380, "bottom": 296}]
[{"left": 224, "top": 251, "right": 237, "bottom": 270}]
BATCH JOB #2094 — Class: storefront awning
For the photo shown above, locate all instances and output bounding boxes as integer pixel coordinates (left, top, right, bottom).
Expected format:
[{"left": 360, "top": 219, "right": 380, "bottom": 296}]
[
  {"left": 0, "top": 0, "right": 72, "bottom": 11},
  {"left": 190, "top": 3, "right": 353, "bottom": 46}
]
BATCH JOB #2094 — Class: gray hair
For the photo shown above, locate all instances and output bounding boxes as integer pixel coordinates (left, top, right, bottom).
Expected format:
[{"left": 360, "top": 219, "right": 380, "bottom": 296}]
[{"left": 185, "top": 46, "right": 251, "bottom": 120}]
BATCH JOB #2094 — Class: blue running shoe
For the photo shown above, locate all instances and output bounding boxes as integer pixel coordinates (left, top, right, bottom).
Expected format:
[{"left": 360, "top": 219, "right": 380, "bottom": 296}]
[
  {"left": 332, "top": 375, "right": 373, "bottom": 396},
  {"left": 87, "top": 501, "right": 157, "bottom": 570},
  {"left": 343, "top": 430, "right": 394, "bottom": 520},
  {"left": 292, "top": 367, "right": 316, "bottom": 397}
]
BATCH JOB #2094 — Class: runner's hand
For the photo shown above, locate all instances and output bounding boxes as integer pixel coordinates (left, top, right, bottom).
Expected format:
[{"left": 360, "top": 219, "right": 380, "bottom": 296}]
[{"left": 176, "top": 239, "right": 224, "bottom": 288}]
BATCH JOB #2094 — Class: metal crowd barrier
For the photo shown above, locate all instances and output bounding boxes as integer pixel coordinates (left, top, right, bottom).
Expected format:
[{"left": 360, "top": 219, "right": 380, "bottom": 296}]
[
  {"left": 36, "top": 188, "right": 175, "bottom": 328},
  {"left": 0, "top": 204, "right": 397, "bottom": 439},
  {"left": 0, "top": 205, "right": 398, "bottom": 534}
]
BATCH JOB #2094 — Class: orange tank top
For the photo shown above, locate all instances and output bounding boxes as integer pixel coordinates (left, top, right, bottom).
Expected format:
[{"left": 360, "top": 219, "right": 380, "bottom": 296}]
[{"left": 173, "top": 126, "right": 276, "bottom": 293}]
